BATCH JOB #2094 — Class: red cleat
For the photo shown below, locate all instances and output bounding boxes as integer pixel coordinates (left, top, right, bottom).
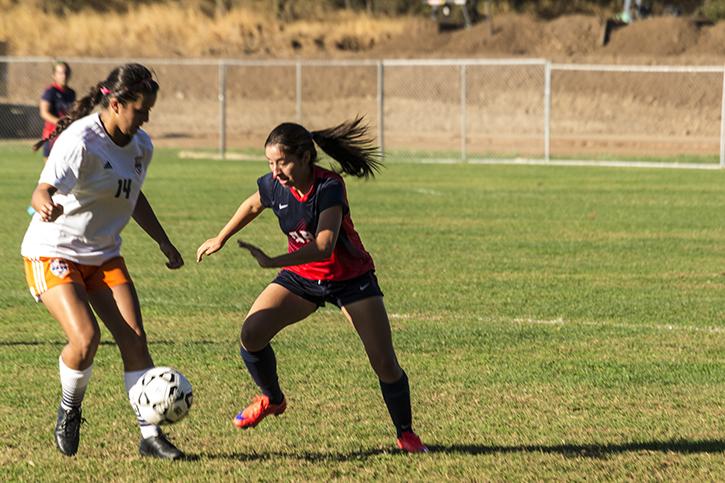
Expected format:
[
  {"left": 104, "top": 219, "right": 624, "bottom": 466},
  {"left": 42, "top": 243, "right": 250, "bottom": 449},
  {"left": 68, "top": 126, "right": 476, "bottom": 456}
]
[
  {"left": 233, "top": 395, "right": 286, "bottom": 429},
  {"left": 396, "top": 431, "right": 428, "bottom": 453}
]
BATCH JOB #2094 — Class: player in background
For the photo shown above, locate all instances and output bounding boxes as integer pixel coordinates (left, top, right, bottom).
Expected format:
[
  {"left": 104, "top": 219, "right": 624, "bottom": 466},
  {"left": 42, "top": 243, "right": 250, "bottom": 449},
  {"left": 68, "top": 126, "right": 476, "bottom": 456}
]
[
  {"left": 27, "top": 61, "right": 77, "bottom": 216},
  {"left": 37, "top": 61, "right": 76, "bottom": 161},
  {"left": 196, "top": 117, "right": 427, "bottom": 453},
  {"left": 23, "top": 63, "right": 186, "bottom": 460}
]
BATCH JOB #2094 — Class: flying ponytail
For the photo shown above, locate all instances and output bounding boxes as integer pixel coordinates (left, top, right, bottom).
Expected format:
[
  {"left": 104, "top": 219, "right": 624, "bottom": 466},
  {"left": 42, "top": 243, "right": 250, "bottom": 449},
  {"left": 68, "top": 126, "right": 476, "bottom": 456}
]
[{"left": 265, "top": 115, "right": 382, "bottom": 179}]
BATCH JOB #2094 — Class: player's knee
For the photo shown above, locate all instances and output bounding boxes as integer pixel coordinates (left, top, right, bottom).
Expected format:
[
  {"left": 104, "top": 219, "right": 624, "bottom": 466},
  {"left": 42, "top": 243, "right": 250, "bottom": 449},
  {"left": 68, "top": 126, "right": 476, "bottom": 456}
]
[
  {"left": 372, "top": 356, "right": 402, "bottom": 382},
  {"left": 72, "top": 330, "right": 101, "bottom": 362},
  {"left": 240, "top": 322, "right": 263, "bottom": 352}
]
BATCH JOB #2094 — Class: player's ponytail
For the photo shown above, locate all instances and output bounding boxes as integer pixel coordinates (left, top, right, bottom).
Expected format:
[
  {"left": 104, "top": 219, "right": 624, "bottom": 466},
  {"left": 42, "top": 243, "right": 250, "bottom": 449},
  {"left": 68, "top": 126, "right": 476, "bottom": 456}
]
[
  {"left": 265, "top": 116, "right": 382, "bottom": 179},
  {"left": 311, "top": 116, "right": 382, "bottom": 178},
  {"left": 32, "top": 63, "right": 158, "bottom": 152}
]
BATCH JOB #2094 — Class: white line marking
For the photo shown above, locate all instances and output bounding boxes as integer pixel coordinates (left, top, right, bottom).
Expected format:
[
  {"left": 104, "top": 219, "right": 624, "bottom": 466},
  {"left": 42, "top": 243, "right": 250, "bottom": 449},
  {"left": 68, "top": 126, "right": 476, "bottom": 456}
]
[
  {"left": 389, "top": 313, "right": 724, "bottom": 334},
  {"left": 467, "top": 159, "right": 721, "bottom": 170},
  {"left": 411, "top": 188, "right": 443, "bottom": 196}
]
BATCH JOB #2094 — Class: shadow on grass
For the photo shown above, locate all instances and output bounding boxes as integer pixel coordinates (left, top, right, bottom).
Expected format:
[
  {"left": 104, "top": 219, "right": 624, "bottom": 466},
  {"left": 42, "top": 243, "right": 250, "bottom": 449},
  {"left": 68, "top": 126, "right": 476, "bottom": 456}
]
[
  {"left": 426, "top": 440, "right": 725, "bottom": 458},
  {"left": 197, "top": 447, "right": 391, "bottom": 462},
  {"left": 197, "top": 439, "right": 725, "bottom": 462},
  {"left": 0, "top": 339, "right": 222, "bottom": 347}
]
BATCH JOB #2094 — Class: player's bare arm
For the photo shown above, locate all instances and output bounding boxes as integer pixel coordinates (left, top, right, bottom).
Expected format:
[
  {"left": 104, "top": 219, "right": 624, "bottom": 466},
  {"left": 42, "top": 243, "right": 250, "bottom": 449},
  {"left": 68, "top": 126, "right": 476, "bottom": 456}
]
[
  {"left": 39, "top": 99, "right": 60, "bottom": 124},
  {"left": 238, "top": 205, "right": 342, "bottom": 268},
  {"left": 132, "top": 191, "right": 183, "bottom": 269},
  {"left": 196, "top": 190, "right": 265, "bottom": 263}
]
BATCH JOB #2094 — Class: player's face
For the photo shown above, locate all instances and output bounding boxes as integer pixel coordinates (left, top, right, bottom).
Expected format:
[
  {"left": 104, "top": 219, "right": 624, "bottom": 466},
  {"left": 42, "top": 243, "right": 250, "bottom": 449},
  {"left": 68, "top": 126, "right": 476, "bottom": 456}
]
[
  {"left": 265, "top": 143, "right": 311, "bottom": 190},
  {"left": 115, "top": 92, "right": 156, "bottom": 137},
  {"left": 53, "top": 65, "right": 69, "bottom": 86}
]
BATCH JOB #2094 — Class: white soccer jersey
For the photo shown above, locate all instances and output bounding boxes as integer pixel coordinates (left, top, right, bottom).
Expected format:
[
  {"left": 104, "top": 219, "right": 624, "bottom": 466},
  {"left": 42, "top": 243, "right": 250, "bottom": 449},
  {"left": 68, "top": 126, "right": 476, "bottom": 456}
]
[{"left": 21, "top": 113, "right": 153, "bottom": 266}]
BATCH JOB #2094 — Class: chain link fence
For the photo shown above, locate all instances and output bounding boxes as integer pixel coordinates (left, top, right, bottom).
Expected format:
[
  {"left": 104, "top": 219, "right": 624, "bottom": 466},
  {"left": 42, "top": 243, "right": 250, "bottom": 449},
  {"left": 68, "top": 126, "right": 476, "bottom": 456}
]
[
  {"left": 1, "top": 57, "right": 723, "bottom": 166},
  {"left": 549, "top": 64, "right": 725, "bottom": 164}
]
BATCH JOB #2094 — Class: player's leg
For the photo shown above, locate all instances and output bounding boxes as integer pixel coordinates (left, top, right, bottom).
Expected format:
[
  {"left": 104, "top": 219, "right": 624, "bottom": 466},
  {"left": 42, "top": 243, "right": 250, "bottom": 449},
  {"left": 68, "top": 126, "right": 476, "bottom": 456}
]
[
  {"left": 234, "top": 282, "right": 318, "bottom": 429},
  {"left": 39, "top": 283, "right": 99, "bottom": 457},
  {"left": 24, "top": 257, "right": 99, "bottom": 457},
  {"left": 342, "top": 296, "right": 427, "bottom": 453},
  {"left": 86, "top": 258, "right": 182, "bottom": 460}
]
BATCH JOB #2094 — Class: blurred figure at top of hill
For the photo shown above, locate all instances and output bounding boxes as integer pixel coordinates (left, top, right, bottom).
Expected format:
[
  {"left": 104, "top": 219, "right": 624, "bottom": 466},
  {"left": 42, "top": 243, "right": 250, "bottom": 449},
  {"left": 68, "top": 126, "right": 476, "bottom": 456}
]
[
  {"left": 425, "top": 0, "right": 479, "bottom": 30},
  {"left": 619, "top": 0, "right": 650, "bottom": 24},
  {"left": 38, "top": 61, "right": 76, "bottom": 161},
  {"left": 601, "top": 0, "right": 651, "bottom": 46}
]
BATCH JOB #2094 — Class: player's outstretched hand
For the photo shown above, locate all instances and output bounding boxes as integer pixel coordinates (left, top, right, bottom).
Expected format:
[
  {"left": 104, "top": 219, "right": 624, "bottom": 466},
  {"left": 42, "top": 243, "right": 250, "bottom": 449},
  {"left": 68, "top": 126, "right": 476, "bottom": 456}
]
[
  {"left": 160, "top": 241, "right": 184, "bottom": 269},
  {"left": 237, "top": 240, "right": 274, "bottom": 268},
  {"left": 196, "top": 237, "right": 224, "bottom": 263},
  {"left": 38, "top": 201, "right": 63, "bottom": 222}
]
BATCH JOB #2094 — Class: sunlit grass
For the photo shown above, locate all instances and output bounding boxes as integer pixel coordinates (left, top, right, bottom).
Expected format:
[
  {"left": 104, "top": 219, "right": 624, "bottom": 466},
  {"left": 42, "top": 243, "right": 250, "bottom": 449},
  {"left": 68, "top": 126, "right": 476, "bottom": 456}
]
[{"left": 0, "top": 146, "right": 723, "bottom": 480}]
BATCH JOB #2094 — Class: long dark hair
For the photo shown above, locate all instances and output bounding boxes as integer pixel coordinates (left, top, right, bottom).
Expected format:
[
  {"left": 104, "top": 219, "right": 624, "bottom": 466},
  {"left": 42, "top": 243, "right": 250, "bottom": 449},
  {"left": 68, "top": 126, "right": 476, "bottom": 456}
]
[
  {"left": 265, "top": 116, "right": 382, "bottom": 178},
  {"left": 33, "top": 63, "right": 159, "bottom": 152}
]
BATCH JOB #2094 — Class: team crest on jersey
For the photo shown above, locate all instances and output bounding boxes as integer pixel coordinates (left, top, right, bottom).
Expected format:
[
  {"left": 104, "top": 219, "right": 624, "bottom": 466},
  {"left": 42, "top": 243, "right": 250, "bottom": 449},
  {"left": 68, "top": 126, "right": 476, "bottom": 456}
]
[
  {"left": 49, "top": 259, "right": 70, "bottom": 279},
  {"left": 134, "top": 156, "right": 143, "bottom": 175}
]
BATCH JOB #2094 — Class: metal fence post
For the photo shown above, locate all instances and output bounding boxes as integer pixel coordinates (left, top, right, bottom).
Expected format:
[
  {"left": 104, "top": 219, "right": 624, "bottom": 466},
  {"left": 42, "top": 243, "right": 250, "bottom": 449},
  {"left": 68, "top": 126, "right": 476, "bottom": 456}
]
[
  {"left": 377, "top": 60, "right": 384, "bottom": 158},
  {"left": 720, "top": 66, "right": 725, "bottom": 168},
  {"left": 218, "top": 60, "right": 226, "bottom": 160},
  {"left": 460, "top": 63, "right": 467, "bottom": 161},
  {"left": 296, "top": 61, "right": 302, "bottom": 123},
  {"left": 544, "top": 60, "right": 551, "bottom": 162}
]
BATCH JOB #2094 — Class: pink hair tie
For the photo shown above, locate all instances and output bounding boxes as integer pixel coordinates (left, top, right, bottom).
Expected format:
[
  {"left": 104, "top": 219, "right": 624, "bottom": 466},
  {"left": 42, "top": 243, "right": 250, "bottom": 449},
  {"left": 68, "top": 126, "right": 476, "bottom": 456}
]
[{"left": 100, "top": 87, "right": 111, "bottom": 95}]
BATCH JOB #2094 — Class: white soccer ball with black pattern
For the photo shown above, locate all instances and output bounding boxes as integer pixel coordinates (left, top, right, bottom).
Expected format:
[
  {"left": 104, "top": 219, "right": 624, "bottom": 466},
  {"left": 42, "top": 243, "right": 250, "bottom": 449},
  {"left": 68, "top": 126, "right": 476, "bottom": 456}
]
[{"left": 129, "top": 367, "right": 193, "bottom": 425}]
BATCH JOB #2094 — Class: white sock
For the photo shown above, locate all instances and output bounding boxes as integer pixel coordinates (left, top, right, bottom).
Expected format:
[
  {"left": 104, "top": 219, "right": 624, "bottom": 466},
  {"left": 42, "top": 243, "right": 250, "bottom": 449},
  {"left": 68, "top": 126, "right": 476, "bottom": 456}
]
[
  {"left": 125, "top": 369, "right": 159, "bottom": 439},
  {"left": 59, "top": 355, "right": 92, "bottom": 410}
]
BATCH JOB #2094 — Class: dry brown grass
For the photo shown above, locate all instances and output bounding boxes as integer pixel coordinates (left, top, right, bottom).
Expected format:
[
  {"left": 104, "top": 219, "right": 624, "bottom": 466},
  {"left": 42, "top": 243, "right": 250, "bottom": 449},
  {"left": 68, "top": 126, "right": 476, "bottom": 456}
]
[{"left": 0, "top": 4, "right": 411, "bottom": 57}]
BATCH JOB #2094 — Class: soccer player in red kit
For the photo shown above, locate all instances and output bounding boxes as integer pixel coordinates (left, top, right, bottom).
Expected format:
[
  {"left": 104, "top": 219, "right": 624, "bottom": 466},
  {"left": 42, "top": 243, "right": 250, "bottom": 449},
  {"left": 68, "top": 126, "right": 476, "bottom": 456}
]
[
  {"left": 196, "top": 118, "right": 427, "bottom": 453},
  {"left": 38, "top": 61, "right": 76, "bottom": 160}
]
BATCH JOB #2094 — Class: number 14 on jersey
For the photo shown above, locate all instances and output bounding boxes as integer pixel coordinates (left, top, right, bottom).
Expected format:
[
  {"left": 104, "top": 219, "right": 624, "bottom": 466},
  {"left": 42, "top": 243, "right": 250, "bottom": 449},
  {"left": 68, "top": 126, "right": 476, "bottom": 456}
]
[{"left": 115, "top": 178, "right": 132, "bottom": 199}]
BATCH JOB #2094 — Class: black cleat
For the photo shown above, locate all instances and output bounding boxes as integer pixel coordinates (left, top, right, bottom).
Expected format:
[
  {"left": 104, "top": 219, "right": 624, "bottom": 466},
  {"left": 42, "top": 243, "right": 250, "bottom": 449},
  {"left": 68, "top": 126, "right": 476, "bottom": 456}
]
[
  {"left": 54, "top": 406, "right": 84, "bottom": 456},
  {"left": 139, "top": 432, "right": 185, "bottom": 460}
]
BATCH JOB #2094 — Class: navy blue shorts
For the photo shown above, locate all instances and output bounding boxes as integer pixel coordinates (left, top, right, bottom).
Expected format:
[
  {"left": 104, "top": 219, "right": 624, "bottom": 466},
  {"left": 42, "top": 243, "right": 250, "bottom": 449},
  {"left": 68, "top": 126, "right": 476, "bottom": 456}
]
[{"left": 272, "top": 270, "right": 383, "bottom": 308}]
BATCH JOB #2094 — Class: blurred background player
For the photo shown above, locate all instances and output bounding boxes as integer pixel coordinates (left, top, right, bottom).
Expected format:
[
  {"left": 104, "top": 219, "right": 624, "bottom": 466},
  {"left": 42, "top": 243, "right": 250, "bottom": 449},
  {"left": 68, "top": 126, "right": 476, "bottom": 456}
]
[
  {"left": 28, "top": 61, "right": 77, "bottom": 216},
  {"left": 22, "top": 63, "right": 186, "bottom": 460},
  {"left": 196, "top": 117, "right": 427, "bottom": 453},
  {"left": 38, "top": 61, "right": 76, "bottom": 161}
]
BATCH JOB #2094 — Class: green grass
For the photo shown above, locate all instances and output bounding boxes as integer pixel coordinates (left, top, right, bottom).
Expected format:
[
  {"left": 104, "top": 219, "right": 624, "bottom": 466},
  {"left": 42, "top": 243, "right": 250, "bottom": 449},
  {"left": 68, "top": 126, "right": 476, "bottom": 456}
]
[
  {"left": 0, "top": 145, "right": 723, "bottom": 481},
  {"left": 185, "top": 145, "right": 722, "bottom": 165}
]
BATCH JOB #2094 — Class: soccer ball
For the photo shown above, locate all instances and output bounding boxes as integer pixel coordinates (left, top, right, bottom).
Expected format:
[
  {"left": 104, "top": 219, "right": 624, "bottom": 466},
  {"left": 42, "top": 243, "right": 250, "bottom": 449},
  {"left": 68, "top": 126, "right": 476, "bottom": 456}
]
[{"left": 129, "top": 367, "right": 193, "bottom": 425}]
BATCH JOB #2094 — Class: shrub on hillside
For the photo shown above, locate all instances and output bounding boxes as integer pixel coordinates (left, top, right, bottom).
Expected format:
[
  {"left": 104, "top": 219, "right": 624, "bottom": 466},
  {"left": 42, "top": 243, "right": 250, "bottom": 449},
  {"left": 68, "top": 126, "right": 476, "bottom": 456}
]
[{"left": 702, "top": 0, "right": 725, "bottom": 20}]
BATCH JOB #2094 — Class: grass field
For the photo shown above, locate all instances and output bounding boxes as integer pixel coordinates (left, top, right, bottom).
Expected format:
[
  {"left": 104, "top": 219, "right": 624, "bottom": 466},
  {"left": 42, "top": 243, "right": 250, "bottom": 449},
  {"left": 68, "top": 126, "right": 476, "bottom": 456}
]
[{"left": 0, "top": 143, "right": 723, "bottom": 481}]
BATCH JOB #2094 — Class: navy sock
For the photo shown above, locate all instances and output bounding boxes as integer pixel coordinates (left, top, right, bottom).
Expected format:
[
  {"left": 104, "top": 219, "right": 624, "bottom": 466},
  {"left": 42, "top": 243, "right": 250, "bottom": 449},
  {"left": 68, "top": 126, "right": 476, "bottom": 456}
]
[
  {"left": 379, "top": 370, "right": 413, "bottom": 437},
  {"left": 240, "top": 345, "right": 284, "bottom": 404}
]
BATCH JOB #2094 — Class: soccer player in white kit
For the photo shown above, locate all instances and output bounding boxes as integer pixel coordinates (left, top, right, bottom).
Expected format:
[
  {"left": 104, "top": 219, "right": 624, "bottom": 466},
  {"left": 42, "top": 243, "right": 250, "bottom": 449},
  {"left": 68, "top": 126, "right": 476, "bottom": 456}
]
[{"left": 21, "top": 63, "right": 186, "bottom": 459}]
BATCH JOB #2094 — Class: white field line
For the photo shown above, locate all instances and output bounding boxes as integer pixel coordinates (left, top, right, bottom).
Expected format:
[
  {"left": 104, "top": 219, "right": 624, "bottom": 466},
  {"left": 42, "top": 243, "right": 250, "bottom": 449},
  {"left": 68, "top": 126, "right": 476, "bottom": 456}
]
[
  {"left": 178, "top": 150, "right": 265, "bottom": 161},
  {"left": 411, "top": 187, "right": 443, "bottom": 196},
  {"left": 462, "top": 158, "right": 720, "bottom": 170},
  {"left": 513, "top": 317, "right": 725, "bottom": 334},
  {"left": 177, "top": 151, "right": 722, "bottom": 170},
  {"left": 389, "top": 313, "right": 725, "bottom": 334}
]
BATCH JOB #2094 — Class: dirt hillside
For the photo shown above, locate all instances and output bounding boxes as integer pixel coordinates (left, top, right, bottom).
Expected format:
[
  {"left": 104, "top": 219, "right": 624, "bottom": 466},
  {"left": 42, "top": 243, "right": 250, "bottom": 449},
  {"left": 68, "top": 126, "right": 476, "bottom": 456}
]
[
  {"left": 4, "top": 7, "right": 725, "bottom": 64},
  {"left": 4, "top": 10, "right": 725, "bottom": 158},
  {"left": 364, "top": 14, "right": 725, "bottom": 64}
]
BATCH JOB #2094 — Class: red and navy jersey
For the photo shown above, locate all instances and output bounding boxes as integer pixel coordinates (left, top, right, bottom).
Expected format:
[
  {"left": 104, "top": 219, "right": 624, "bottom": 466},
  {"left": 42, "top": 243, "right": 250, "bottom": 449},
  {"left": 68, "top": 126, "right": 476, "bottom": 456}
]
[
  {"left": 257, "top": 166, "right": 374, "bottom": 281},
  {"left": 41, "top": 83, "right": 76, "bottom": 139}
]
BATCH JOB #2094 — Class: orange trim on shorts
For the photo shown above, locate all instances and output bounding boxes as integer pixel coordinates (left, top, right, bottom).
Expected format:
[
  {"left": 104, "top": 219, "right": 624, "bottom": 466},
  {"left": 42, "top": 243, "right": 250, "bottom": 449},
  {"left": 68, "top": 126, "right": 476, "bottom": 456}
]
[{"left": 23, "top": 256, "right": 132, "bottom": 301}]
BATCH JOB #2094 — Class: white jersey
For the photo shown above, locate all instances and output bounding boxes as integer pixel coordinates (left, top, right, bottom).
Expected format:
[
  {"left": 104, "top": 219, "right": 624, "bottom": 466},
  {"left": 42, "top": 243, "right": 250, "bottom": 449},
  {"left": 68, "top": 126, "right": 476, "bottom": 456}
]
[{"left": 21, "top": 113, "right": 153, "bottom": 266}]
